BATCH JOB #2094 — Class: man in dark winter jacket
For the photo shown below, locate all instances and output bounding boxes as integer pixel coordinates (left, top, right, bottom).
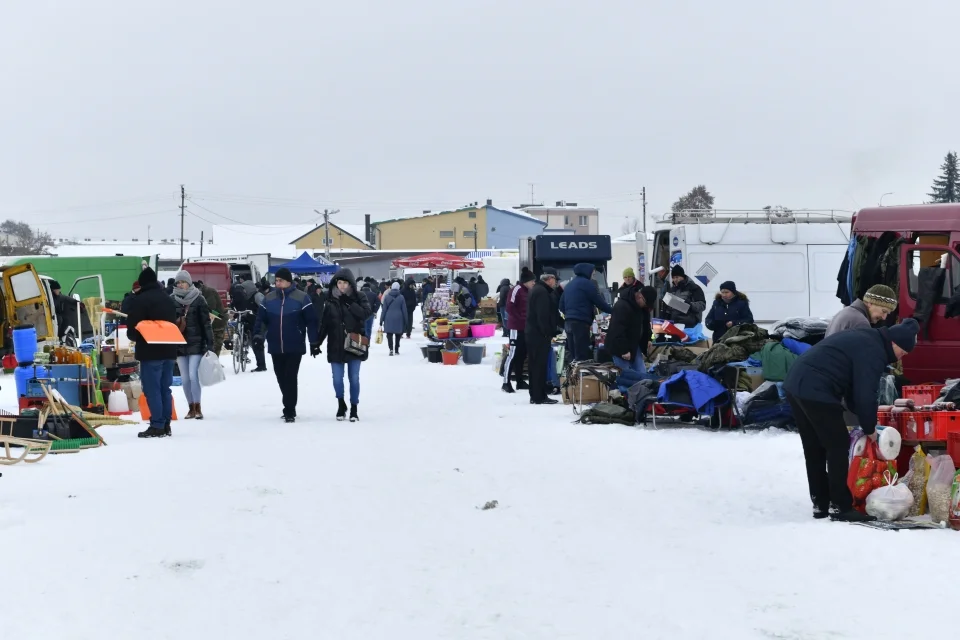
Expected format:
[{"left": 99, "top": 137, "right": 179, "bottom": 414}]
[
  {"left": 360, "top": 280, "right": 380, "bottom": 339},
  {"left": 126, "top": 268, "right": 179, "bottom": 438},
  {"left": 606, "top": 285, "right": 657, "bottom": 374},
  {"left": 475, "top": 275, "right": 490, "bottom": 299},
  {"left": 558, "top": 263, "right": 612, "bottom": 362},
  {"left": 401, "top": 279, "right": 418, "bottom": 338},
  {"left": 502, "top": 271, "right": 535, "bottom": 393},
  {"left": 704, "top": 280, "right": 754, "bottom": 342},
  {"left": 662, "top": 265, "right": 706, "bottom": 327},
  {"left": 253, "top": 267, "right": 319, "bottom": 422},
  {"left": 526, "top": 269, "right": 561, "bottom": 405},
  {"left": 120, "top": 281, "right": 140, "bottom": 317},
  {"left": 196, "top": 280, "right": 226, "bottom": 355},
  {"left": 784, "top": 318, "right": 919, "bottom": 522}
]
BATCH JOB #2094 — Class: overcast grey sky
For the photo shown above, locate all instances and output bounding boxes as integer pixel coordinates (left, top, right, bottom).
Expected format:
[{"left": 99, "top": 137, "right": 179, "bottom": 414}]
[{"left": 1, "top": 0, "right": 955, "bottom": 242}]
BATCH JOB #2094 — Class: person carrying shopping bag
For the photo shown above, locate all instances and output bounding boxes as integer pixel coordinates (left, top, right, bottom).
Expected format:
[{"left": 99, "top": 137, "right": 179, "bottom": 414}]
[
  {"left": 317, "top": 268, "right": 372, "bottom": 422},
  {"left": 379, "top": 282, "right": 408, "bottom": 355},
  {"left": 171, "top": 270, "right": 214, "bottom": 420}
]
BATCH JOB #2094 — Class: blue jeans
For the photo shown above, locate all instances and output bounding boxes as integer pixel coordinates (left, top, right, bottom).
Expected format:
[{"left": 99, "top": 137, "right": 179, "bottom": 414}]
[
  {"left": 364, "top": 317, "right": 375, "bottom": 341},
  {"left": 500, "top": 309, "right": 509, "bottom": 334},
  {"left": 331, "top": 360, "right": 361, "bottom": 405},
  {"left": 177, "top": 354, "right": 203, "bottom": 404},
  {"left": 140, "top": 359, "right": 174, "bottom": 428},
  {"left": 613, "top": 351, "right": 646, "bottom": 374},
  {"left": 547, "top": 346, "right": 561, "bottom": 387}
]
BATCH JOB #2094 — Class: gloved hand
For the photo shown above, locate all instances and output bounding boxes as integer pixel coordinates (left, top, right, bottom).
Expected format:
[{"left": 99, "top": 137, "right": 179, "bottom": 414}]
[
  {"left": 310, "top": 343, "right": 322, "bottom": 357},
  {"left": 252, "top": 335, "right": 264, "bottom": 349}
]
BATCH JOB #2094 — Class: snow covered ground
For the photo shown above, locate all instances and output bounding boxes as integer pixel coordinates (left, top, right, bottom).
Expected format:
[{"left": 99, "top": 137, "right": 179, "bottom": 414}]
[{"left": 1, "top": 313, "right": 958, "bottom": 639}]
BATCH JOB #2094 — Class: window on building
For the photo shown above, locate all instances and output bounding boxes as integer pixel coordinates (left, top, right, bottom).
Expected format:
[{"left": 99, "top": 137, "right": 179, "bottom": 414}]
[
  {"left": 578, "top": 215, "right": 588, "bottom": 226},
  {"left": 906, "top": 248, "right": 960, "bottom": 302},
  {"left": 564, "top": 216, "right": 570, "bottom": 225},
  {"left": 439, "top": 230, "right": 454, "bottom": 238},
  {"left": 468, "top": 211, "right": 477, "bottom": 219},
  {"left": 463, "top": 230, "right": 476, "bottom": 238}
]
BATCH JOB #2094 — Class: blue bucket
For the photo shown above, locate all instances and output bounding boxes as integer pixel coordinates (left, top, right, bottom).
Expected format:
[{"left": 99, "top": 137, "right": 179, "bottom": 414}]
[{"left": 12, "top": 325, "right": 37, "bottom": 364}]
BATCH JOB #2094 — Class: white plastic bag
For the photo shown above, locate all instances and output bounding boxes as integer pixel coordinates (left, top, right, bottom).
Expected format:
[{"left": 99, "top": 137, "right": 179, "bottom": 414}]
[
  {"left": 198, "top": 351, "right": 226, "bottom": 387},
  {"left": 926, "top": 454, "right": 956, "bottom": 523},
  {"left": 865, "top": 473, "right": 914, "bottom": 521}
]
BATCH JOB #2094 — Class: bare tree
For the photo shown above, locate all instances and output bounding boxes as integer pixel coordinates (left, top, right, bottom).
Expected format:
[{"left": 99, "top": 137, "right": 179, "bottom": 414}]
[
  {"left": 0, "top": 220, "right": 53, "bottom": 256},
  {"left": 620, "top": 217, "right": 642, "bottom": 235}
]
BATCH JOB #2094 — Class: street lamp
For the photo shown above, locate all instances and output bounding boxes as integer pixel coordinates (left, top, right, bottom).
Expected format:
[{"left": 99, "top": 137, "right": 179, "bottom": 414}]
[{"left": 879, "top": 192, "right": 893, "bottom": 206}]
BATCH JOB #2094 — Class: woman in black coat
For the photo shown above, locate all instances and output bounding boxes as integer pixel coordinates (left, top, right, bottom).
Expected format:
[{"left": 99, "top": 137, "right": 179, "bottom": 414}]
[
  {"left": 705, "top": 280, "right": 754, "bottom": 342},
  {"left": 401, "top": 279, "right": 418, "bottom": 338},
  {"left": 171, "top": 270, "right": 214, "bottom": 419},
  {"left": 317, "top": 268, "right": 372, "bottom": 422},
  {"left": 605, "top": 285, "right": 657, "bottom": 374}
]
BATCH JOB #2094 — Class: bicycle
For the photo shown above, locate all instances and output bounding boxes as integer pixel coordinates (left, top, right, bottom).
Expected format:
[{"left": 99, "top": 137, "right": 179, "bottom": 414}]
[{"left": 227, "top": 310, "right": 253, "bottom": 374}]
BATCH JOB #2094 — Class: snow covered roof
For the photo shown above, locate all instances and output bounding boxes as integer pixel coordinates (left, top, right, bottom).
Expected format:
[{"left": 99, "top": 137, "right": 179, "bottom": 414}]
[
  {"left": 210, "top": 224, "right": 316, "bottom": 258},
  {"left": 52, "top": 242, "right": 213, "bottom": 261}
]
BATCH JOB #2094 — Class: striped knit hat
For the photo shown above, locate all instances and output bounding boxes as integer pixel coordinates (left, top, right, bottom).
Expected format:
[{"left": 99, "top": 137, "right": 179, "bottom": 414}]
[{"left": 864, "top": 285, "right": 897, "bottom": 311}]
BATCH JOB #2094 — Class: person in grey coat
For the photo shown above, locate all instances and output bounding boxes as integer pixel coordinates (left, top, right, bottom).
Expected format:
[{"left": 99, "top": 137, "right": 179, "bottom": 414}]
[
  {"left": 380, "top": 282, "right": 408, "bottom": 355},
  {"left": 825, "top": 284, "right": 897, "bottom": 337}
]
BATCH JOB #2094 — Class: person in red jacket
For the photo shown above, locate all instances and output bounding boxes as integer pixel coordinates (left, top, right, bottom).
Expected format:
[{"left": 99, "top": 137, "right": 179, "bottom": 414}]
[{"left": 501, "top": 269, "right": 536, "bottom": 393}]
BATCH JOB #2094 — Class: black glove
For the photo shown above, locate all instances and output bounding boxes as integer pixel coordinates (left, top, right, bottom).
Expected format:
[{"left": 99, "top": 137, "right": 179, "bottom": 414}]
[
  {"left": 252, "top": 335, "right": 264, "bottom": 349},
  {"left": 310, "top": 343, "right": 322, "bottom": 357}
]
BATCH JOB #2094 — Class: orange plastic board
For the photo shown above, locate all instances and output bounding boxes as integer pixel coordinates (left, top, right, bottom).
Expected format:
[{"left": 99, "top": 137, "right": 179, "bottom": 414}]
[
  {"left": 134, "top": 320, "right": 187, "bottom": 344},
  {"left": 138, "top": 393, "right": 179, "bottom": 422}
]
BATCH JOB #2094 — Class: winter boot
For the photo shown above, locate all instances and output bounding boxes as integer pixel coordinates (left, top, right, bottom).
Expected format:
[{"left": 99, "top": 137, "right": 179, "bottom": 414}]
[
  {"left": 194, "top": 403, "right": 203, "bottom": 420},
  {"left": 336, "top": 398, "right": 348, "bottom": 421},
  {"left": 349, "top": 404, "right": 359, "bottom": 422},
  {"left": 501, "top": 382, "right": 515, "bottom": 394},
  {"left": 284, "top": 415, "right": 296, "bottom": 423},
  {"left": 138, "top": 426, "right": 167, "bottom": 438},
  {"left": 185, "top": 403, "right": 197, "bottom": 419},
  {"left": 830, "top": 510, "right": 877, "bottom": 523},
  {"left": 516, "top": 379, "right": 530, "bottom": 390},
  {"left": 164, "top": 421, "right": 172, "bottom": 437},
  {"left": 389, "top": 350, "right": 394, "bottom": 356}
]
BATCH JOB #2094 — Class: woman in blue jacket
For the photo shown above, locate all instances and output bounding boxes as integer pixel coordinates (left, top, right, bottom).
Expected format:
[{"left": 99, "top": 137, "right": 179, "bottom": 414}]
[
  {"left": 704, "top": 280, "right": 754, "bottom": 343},
  {"left": 380, "top": 282, "right": 408, "bottom": 355}
]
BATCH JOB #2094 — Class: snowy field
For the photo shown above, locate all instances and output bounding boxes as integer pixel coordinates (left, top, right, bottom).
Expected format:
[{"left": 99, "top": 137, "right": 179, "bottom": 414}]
[{"left": 1, "top": 312, "right": 958, "bottom": 640}]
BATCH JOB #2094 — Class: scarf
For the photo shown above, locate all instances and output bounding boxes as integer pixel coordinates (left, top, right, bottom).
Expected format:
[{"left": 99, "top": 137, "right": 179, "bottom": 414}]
[{"left": 172, "top": 285, "right": 201, "bottom": 308}]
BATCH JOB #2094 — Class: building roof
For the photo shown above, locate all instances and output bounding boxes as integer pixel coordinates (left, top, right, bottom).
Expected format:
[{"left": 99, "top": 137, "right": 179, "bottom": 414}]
[
  {"left": 211, "top": 224, "right": 316, "bottom": 258},
  {"left": 373, "top": 203, "right": 544, "bottom": 226},
  {"left": 288, "top": 222, "right": 372, "bottom": 247},
  {"left": 52, "top": 242, "right": 214, "bottom": 261}
]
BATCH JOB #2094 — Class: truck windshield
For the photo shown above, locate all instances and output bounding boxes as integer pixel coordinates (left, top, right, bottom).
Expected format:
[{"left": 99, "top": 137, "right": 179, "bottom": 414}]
[{"left": 555, "top": 266, "right": 613, "bottom": 306}]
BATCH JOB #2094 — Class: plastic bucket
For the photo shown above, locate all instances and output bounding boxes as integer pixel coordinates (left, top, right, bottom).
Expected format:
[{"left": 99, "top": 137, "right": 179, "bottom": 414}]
[
  {"left": 469, "top": 324, "right": 496, "bottom": 338},
  {"left": 420, "top": 346, "right": 430, "bottom": 359},
  {"left": 427, "top": 345, "right": 443, "bottom": 363},
  {"left": 441, "top": 350, "right": 460, "bottom": 365},
  {"left": 12, "top": 325, "right": 37, "bottom": 364},
  {"left": 462, "top": 344, "right": 484, "bottom": 365},
  {"left": 436, "top": 326, "right": 451, "bottom": 339},
  {"left": 453, "top": 323, "right": 470, "bottom": 338}
]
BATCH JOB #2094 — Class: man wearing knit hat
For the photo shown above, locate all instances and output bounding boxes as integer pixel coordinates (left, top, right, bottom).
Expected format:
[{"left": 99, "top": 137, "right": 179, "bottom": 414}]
[
  {"left": 621, "top": 267, "right": 636, "bottom": 289},
  {"left": 825, "top": 284, "right": 897, "bottom": 337},
  {"left": 784, "top": 318, "right": 919, "bottom": 523},
  {"left": 662, "top": 265, "right": 706, "bottom": 327}
]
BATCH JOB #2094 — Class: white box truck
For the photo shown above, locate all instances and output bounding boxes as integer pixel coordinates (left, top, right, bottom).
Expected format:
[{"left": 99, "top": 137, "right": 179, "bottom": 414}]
[{"left": 637, "top": 209, "right": 852, "bottom": 323}]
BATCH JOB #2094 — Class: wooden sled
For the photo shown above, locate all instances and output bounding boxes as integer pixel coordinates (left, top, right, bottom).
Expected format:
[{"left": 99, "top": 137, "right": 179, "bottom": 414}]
[{"left": 0, "top": 435, "right": 52, "bottom": 465}]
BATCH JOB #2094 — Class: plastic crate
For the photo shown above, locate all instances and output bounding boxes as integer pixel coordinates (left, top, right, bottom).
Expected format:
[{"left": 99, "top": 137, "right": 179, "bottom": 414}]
[
  {"left": 932, "top": 412, "right": 960, "bottom": 439},
  {"left": 949, "top": 432, "right": 960, "bottom": 468},
  {"left": 877, "top": 410, "right": 897, "bottom": 430},
  {"left": 903, "top": 384, "right": 945, "bottom": 406},
  {"left": 899, "top": 411, "right": 936, "bottom": 440}
]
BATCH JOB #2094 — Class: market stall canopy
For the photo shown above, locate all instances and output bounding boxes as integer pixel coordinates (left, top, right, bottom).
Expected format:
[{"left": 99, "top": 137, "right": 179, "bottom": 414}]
[
  {"left": 268, "top": 252, "right": 339, "bottom": 275},
  {"left": 391, "top": 252, "right": 485, "bottom": 269}
]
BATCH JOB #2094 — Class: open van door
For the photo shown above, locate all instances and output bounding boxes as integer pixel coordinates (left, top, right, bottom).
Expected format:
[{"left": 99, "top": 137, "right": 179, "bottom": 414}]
[
  {"left": 900, "top": 243, "right": 960, "bottom": 382},
  {"left": 635, "top": 231, "right": 646, "bottom": 283},
  {"left": 2, "top": 264, "right": 55, "bottom": 340},
  {"left": 66, "top": 275, "right": 104, "bottom": 341}
]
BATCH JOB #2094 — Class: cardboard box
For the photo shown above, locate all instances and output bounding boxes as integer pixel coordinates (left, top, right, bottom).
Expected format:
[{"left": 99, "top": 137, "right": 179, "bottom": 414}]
[
  {"left": 562, "top": 375, "right": 609, "bottom": 405},
  {"left": 748, "top": 373, "right": 765, "bottom": 392},
  {"left": 118, "top": 349, "right": 137, "bottom": 363}
]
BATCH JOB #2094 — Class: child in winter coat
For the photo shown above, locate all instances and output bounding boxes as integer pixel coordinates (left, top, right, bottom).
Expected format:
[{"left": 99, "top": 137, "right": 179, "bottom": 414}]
[{"left": 705, "top": 280, "right": 754, "bottom": 342}]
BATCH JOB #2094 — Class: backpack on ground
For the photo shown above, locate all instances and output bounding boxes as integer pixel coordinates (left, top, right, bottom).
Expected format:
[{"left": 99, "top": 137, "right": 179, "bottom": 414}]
[{"left": 576, "top": 401, "right": 637, "bottom": 426}]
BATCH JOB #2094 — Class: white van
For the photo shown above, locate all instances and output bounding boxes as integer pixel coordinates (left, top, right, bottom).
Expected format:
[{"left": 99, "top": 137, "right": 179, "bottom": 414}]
[{"left": 637, "top": 209, "right": 852, "bottom": 323}]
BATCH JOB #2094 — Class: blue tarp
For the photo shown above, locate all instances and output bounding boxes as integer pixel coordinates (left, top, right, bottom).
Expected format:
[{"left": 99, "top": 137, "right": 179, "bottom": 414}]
[
  {"left": 657, "top": 370, "right": 729, "bottom": 414},
  {"left": 269, "top": 252, "right": 339, "bottom": 275}
]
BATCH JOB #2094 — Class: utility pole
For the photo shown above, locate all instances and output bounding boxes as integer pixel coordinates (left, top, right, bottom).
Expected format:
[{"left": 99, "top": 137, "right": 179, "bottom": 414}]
[
  {"left": 473, "top": 223, "right": 478, "bottom": 251},
  {"left": 528, "top": 183, "right": 536, "bottom": 205},
  {"left": 641, "top": 186, "right": 647, "bottom": 235},
  {"left": 147, "top": 225, "right": 151, "bottom": 245},
  {"left": 179, "top": 184, "right": 186, "bottom": 261},
  {"left": 200, "top": 230, "right": 204, "bottom": 257},
  {"left": 313, "top": 208, "right": 339, "bottom": 261}
]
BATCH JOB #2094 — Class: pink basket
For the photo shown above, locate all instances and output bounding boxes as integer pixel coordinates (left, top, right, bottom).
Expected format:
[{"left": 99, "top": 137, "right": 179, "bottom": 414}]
[{"left": 469, "top": 324, "right": 497, "bottom": 338}]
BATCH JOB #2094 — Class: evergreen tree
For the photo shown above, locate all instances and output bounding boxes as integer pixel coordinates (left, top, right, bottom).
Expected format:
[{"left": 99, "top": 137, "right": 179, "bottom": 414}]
[
  {"left": 671, "top": 185, "right": 715, "bottom": 214},
  {"left": 928, "top": 152, "right": 960, "bottom": 203}
]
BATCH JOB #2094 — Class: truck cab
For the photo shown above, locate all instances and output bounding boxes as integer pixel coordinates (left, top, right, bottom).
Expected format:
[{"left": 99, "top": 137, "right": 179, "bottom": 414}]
[
  {"left": 520, "top": 235, "right": 613, "bottom": 305},
  {"left": 849, "top": 204, "right": 960, "bottom": 383}
]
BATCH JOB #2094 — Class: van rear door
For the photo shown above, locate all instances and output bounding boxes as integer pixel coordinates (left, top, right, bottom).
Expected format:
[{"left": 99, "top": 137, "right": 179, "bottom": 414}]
[
  {"left": 3, "top": 264, "right": 55, "bottom": 339},
  {"left": 900, "top": 243, "right": 960, "bottom": 382}
]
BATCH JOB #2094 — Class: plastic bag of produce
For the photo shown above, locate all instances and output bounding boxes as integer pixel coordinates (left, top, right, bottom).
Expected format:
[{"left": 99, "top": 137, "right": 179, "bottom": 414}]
[
  {"left": 926, "top": 454, "right": 956, "bottom": 524},
  {"left": 846, "top": 440, "right": 897, "bottom": 512},
  {"left": 198, "top": 351, "right": 226, "bottom": 387},
  {"left": 866, "top": 473, "right": 914, "bottom": 520}
]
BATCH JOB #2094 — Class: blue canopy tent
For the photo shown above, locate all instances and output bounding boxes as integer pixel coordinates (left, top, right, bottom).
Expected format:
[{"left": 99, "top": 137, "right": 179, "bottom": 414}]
[{"left": 268, "top": 252, "right": 339, "bottom": 275}]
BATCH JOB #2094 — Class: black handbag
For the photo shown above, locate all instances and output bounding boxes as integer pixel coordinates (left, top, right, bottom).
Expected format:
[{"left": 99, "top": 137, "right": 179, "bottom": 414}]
[{"left": 344, "top": 333, "right": 369, "bottom": 357}]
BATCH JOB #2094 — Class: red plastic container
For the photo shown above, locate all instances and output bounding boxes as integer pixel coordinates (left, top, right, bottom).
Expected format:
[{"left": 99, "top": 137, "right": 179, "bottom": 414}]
[
  {"left": 903, "top": 384, "right": 945, "bottom": 406},
  {"left": 877, "top": 410, "right": 897, "bottom": 430},
  {"left": 452, "top": 323, "right": 469, "bottom": 338},
  {"left": 948, "top": 432, "right": 960, "bottom": 468},
  {"left": 441, "top": 350, "right": 460, "bottom": 365},
  {"left": 933, "top": 412, "right": 960, "bottom": 439},
  {"left": 899, "top": 411, "right": 935, "bottom": 440}
]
